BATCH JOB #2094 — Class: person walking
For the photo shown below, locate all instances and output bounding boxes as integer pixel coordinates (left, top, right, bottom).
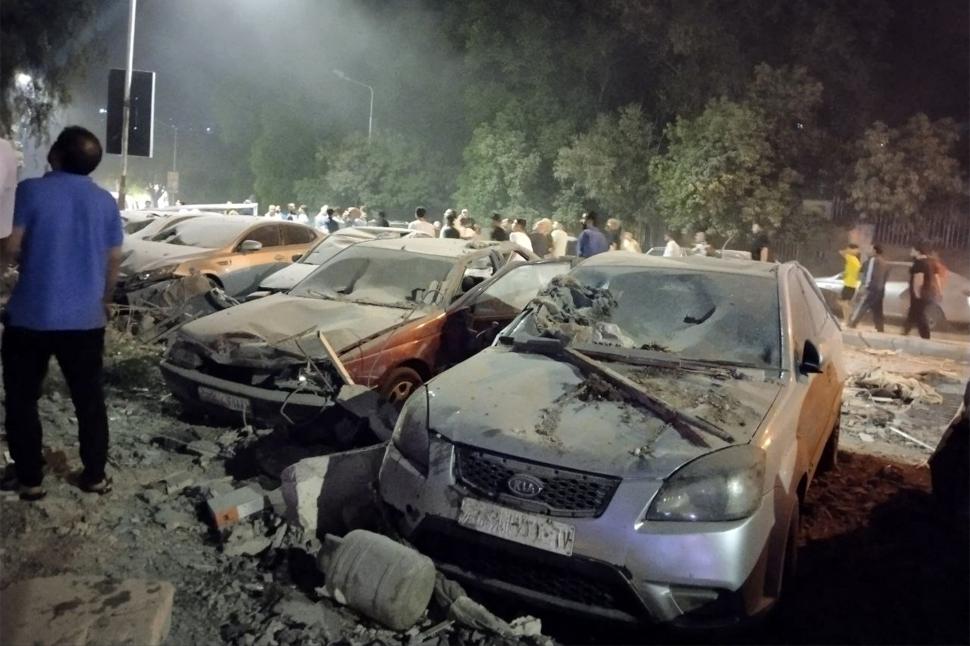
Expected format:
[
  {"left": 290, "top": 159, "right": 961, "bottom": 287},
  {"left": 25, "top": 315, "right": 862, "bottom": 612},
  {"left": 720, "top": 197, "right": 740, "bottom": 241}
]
[
  {"left": 902, "top": 241, "right": 938, "bottom": 339},
  {"left": 620, "top": 231, "right": 642, "bottom": 253},
  {"left": 408, "top": 206, "right": 435, "bottom": 236},
  {"left": 529, "top": 218, "right": 553, "bottom": 257},
  {"left": 550, "top": 221, "right": 568, "bottom": 257},
  {"left": 605, "top": 218, "right": 623, "bottom": 251},
  {"left": 662, "top": 231, "right": 682, "bottom": 257},
  {"left": 577, "top": 211, "right": 609, "bottom": 258},
  {"left": 849, "top": 244, "right": 889, "bottom": 332},
  {"left": 0, "top": 126, "right": 122, "bottom": 500},
  {"left": 839, "top": 243, "right": 862, "bottom": 321},
  {"left": 440, "top": 211, "right": 461, "bottom": 239},
  {"left": 374, "top": 210, "right": 390, "bottom": 227}
]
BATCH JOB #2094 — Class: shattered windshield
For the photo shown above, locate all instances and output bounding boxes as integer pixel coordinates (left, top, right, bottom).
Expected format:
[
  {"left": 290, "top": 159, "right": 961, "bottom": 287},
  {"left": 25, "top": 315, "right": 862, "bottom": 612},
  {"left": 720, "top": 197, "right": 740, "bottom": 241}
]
[
  {"left": 290, "top": 246, "right": 456, "bottom": 308},
  {"left": 302, "top": 234, "right": 368, "bottom": 265},
  {"left": 149, "top": 218, "right": 253, "bottom": 248},
  {"left": 522, "top": 267, "right": 781, "bottom": 369}
]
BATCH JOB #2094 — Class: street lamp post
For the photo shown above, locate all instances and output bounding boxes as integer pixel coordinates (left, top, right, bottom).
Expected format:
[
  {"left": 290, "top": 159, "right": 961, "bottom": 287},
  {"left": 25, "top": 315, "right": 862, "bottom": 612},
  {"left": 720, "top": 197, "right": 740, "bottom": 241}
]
[
  {"left": 333, "top": 69, "right": 374, "bottom": 143},
  {"left": 117, "top": 0, "right": 138, "bottom": 209}
]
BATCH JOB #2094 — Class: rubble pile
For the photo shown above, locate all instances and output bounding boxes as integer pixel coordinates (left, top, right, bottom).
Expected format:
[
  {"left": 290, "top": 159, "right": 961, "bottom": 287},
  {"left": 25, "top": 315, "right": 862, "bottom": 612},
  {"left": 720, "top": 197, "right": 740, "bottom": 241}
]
[
  {"left": 531, "top": 276, "right": 629, "bottom": 346},
  {"left": 0, "top": 330, "right": 554, "bottom": 646},
  {"left": 116, "top": 273, "right": 239, "bottom": 343}
]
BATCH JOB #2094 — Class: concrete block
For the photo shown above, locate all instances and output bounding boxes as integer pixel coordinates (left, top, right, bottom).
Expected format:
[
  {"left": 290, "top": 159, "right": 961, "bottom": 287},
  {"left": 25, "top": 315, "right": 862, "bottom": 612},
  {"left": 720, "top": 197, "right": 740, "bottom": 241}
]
[
  {"left": 0, "top": 575, "right": 174, "bottom": 646},
  {"left": 208, "top": 486, "right": 265, "bottom": 529},
  {"left": 280, "top": 443, "right": 387, "bottom": 538}
]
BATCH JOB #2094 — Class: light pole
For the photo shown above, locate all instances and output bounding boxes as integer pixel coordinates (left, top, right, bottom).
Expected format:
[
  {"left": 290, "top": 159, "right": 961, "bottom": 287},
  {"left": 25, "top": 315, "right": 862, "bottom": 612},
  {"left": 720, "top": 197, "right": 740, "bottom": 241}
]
[
  {"left": 333, "top": 69, "right": 374, "bottom": 143},
  {"left": 117, "top": 0, "right": 138, "bottom": 209}
]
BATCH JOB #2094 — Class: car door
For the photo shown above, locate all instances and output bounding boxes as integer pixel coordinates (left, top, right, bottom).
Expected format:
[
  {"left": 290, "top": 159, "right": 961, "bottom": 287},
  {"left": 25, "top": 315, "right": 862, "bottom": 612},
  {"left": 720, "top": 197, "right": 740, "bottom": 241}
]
[
  {"left": 792, "top": 270, "right": 843, "bottom": 473},
  {"left": 442, "top": 259, "right": 573, "bottom": 366},
  {"left": 883, "top": 263, "right": 910, "bottom": 319},
  {"left": 219, "top": 224, "right": 285, "bottom": 295}
]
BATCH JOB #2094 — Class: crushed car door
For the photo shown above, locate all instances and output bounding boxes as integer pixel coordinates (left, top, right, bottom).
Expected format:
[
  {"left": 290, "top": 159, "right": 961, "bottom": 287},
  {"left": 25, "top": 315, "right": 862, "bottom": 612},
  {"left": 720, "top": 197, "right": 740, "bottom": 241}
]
[{"left": 443, "top": 260, "right": 573, "bottom": 365}]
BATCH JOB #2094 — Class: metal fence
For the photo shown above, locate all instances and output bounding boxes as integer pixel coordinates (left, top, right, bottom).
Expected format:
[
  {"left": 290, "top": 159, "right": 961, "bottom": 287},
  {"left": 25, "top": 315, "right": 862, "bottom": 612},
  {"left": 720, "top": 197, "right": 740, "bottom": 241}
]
[{"left": 870, "top": 205, "right": 970, "bottom": 249}]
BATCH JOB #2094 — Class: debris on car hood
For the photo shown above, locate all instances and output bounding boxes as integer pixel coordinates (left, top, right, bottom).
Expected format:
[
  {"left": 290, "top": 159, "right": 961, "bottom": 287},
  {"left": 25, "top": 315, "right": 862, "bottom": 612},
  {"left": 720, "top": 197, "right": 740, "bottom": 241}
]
[
  {"left": 177, "top": 293, "right": 420, "bottom": 357},
  {"left": 530, "top": 275, "right": 629, "bottom": 345},
  {"left": 427, "top": 348, "right": 779, "bottom": 478}
]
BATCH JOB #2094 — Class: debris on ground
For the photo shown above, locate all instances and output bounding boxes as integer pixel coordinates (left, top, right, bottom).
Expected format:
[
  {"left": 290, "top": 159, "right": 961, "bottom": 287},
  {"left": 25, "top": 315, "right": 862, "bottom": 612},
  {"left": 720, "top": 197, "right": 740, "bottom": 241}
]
[
  {"left": 852, "top": 368, "right": 944, "bottom": 404},
  {"left": 118, "top": 273, "right": 239, "bottom": 343}
]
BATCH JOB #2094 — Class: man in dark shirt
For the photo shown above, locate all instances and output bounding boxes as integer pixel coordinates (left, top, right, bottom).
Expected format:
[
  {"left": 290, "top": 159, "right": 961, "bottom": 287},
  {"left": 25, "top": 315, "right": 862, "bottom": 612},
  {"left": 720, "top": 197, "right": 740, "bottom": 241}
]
[
  {"left": 849, "top": 244, "right": 890, "bottom": 332},
  {"left": 324, "top": 208, "right": 340, "bottom": 233},
  {"left": 1, "top": 126, "right": 122, "bottom": 500},
  {"left": 375, "top": 210, "right": 389, "bottom": 227},
  {"left": 750, "top": 222, "right": 770, "bottom": 261},
  {"left": 489, "top": 213, "right": 508, "bottom": 241},
  {"left": 577, "top": 211, "right": 609, "bottom": 258},
  {"left": 441, "top": 211, "right": 461, "bottom": 239},
  {"left": 902, "top": 241, "right": 937, "bottom": 339}
]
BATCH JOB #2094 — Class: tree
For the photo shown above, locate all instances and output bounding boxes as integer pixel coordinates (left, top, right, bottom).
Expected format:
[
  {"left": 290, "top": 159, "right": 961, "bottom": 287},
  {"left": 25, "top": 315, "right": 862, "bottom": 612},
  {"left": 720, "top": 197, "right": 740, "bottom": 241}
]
[
  {"left": 453, "top": 108, "right": 543, "bottom": 217},
  {"left": 846, "top": 114, "right": 964, "bottom": 226},
  {"left": 249, "top": 104, "right": 324, "bottom": 207},
  {"left": 295, "top": 131, "right": 448, "bottom": 216},
  {"left": 1, "top": 0, "right": 103, "bottom": 138},
  {"left": 650, "top": 98, "right": 800, "bottom": 235},
  {"left": 554, "top": 104, "right": 660, "bottom": 225}
]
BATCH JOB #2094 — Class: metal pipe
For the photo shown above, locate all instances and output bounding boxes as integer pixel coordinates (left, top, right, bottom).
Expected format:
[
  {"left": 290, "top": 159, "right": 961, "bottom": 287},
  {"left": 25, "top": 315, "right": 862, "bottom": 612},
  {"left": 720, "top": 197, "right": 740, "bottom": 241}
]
[{"left": 117, "top": 0, "right": 137, "bottom": 209}]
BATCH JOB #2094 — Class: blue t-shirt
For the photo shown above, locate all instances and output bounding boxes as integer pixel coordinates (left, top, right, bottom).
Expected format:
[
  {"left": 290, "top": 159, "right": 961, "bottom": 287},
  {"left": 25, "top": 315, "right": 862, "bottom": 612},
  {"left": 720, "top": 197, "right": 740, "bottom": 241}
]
[
  {"left": 7, "top": 171, "right": 123, "bottom": 330},
  {"left": 577, "top": 227, "right": 610, "bottom": 258}
]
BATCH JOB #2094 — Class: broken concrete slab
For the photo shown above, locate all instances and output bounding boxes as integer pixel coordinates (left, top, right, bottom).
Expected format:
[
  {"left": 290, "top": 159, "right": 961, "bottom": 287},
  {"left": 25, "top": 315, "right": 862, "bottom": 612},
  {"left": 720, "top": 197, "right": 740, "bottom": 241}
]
[
  {"left": 280, "top": 443, "right": 386, "bottom": 537},
  {"left": 0, "top": 575, "right": 174, "bottom": 646},
  {"left": 208, "top": 486, "right": 265, "bottom": 529}
]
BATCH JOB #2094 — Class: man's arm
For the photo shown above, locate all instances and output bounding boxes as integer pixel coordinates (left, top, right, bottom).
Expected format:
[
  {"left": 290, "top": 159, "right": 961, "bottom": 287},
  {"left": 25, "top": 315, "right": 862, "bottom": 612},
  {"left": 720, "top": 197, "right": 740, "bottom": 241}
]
[
  {"left": 912, "top": 272, "right": 924, "bottom": 300},
  {"left": 1, "top": 225, "right": 23, "bottom": 270},
  {"left": 577, "top": 231, "right": 588, "bottom": 257},
  {"left": 104, "top": 246, "right": 122, "bottom": 305}
]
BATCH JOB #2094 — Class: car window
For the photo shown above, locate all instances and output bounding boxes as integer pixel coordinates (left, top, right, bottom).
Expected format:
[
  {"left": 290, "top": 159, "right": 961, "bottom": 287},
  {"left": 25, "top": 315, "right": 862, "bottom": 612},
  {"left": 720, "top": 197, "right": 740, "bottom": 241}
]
[
  {"left": 282, "top": 224, "right": 317, "bottom": 245},
  {"left": 244, "top": 224, "right": 282, "bottom": 248},
  {"left": 474, "top": 262, "right": 571, "bottom": 319},
  {"left": 463, "top": 254, "right": 496, "bottom": 281},
  {"left": 788, "top": 274, "right": 815, "bottom": 351},
  {"left": 797, "top": 270, "right": 833, "bottom": 336}
]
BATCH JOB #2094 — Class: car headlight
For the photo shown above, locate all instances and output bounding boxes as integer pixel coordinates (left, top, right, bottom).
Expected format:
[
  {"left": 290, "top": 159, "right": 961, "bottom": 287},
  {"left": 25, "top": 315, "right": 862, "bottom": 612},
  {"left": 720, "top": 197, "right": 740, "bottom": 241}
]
[
  {"left": 391, "top": 386, "right": 430, "bottom": 474},
  {"left": 135, "top": 264, "right": 178, "bottom": 283},
  {"left": 646, "top": 446, "right": 766, "bottom": 522}
]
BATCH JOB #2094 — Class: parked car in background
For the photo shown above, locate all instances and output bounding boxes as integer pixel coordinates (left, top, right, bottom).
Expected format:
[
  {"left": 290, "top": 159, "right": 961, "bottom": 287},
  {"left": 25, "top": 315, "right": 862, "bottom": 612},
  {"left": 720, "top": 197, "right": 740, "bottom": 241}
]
[
  {"left": 119, "top": 215, "right": 323, "bottom": 298},
  {"left": 380, "top": 253, "right": 845, "bottom": 627},
  {"left": 122, "top": 211, "right": 207, "bottom": 238},
  {"left": 249, "top": 226, "right": 432, "bottom": 299},
  {"left": 815, "top": 261, "right": 970, "bottom": 329},
  {"left": 161, "top": 238, "right": 557, "bottom": 426}
]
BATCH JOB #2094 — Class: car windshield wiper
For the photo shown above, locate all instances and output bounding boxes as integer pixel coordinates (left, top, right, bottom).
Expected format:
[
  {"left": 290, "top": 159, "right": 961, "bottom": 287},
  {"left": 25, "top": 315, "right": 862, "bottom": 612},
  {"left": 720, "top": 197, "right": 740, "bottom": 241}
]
[{"left": 303, "top": 288, "right": 342, "bottom": 301}]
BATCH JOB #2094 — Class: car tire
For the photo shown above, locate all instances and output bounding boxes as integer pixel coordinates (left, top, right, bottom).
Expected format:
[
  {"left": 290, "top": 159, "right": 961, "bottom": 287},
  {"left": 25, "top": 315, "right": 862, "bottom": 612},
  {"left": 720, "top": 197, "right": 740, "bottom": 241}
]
[
  {"left": 925, "top": 303, "right": 946, "bottom": 331},
  {"left": 817, "top": 415, "right": 840, "bottom": 473},
  {"left": 379, "top": 367, "right": 423, "bottom": 408}
]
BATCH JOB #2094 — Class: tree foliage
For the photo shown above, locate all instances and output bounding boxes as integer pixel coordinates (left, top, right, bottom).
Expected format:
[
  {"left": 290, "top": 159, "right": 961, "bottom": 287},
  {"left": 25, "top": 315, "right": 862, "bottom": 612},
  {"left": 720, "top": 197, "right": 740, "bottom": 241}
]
[
  {"left": 1, "top": 0, "right": 103, "bottom": 139},
  {"left": 650, "top": 98, "right": 799, "bottom": 235},
  {"left": 846, "top": 114, "right": 964, "bottom": 225},
  {"left": 295, "top": 131, "right": 447, "bottom": 215},
  {"left": 554, "top": 105, "right": 660, "bottom": 224}
]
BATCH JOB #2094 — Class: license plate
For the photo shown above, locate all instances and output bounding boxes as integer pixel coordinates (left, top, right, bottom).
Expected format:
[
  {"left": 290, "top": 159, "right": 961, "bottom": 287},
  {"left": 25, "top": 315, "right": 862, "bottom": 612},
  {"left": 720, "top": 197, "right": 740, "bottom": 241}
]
[
  {"left": 197, "top": 386, "right": 250, "bottom": 413},
  {"left": 458, "top": 497, "right": 575, "bottom": 556}
]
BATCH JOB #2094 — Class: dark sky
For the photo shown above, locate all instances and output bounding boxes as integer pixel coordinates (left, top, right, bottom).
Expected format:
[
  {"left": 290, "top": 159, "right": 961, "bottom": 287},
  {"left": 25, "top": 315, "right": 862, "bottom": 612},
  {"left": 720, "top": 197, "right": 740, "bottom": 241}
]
[{"left": 21, "top": 0, "right": 969, "bottom": 195}]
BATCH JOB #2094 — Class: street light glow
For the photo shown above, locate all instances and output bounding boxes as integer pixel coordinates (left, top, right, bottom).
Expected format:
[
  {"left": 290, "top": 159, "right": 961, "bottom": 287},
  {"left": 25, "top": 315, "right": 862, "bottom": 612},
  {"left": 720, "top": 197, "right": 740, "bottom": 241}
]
[{"left": 15, "top": 72, "right": 32, "bottom": 88}]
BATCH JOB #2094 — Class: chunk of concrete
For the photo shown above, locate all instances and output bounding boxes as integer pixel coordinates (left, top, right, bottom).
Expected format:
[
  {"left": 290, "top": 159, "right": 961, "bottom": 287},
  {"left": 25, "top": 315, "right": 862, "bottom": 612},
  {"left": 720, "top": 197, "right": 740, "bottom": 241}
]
[
  {"left": 0, "top": 575, "right": 174, "bottom": 646},
  {"left": 208, "top": 486, "right": 265, "bottom": 529},
  {"left": 280, "top": 443, "right": 386, "bottom": 538}
]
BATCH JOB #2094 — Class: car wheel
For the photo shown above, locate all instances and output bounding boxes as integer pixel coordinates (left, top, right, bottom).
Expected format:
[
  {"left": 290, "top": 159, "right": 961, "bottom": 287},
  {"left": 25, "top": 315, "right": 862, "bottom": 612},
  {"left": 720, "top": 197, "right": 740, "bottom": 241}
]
[
  {"left": 379, "top": 367, "right": 423, "bottom": 408},
  {"left": 925, "top": 303, "right": 946, "bottom": 331},
  {"left": 817, "top": 415, "right": 840, "bottom": 473}
]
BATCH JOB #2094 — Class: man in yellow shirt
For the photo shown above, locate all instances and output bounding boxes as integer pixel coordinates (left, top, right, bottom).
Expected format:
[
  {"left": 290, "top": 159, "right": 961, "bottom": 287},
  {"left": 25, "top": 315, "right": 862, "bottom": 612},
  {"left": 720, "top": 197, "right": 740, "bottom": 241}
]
[{"left": 839, "top": 243, "right": 862, "bottom": 321}]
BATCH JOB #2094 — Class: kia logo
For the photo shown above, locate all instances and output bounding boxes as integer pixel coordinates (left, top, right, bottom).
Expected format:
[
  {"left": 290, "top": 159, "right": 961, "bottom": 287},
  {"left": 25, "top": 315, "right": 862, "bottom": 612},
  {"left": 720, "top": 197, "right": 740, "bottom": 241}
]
[{"left": 507, "top": 474, "right": 544, "bottom": 498}]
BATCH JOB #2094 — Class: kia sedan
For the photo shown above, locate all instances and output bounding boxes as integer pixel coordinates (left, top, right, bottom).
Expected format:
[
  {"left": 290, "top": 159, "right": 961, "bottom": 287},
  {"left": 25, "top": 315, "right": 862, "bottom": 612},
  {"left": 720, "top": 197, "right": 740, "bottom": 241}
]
[{"left": 379, "top": 253, "right": 845, "bottom": 627}]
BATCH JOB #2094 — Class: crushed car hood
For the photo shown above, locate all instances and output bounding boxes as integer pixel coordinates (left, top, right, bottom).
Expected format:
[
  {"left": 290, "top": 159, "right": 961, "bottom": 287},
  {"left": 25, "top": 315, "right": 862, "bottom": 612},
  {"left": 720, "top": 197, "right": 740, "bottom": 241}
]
[
  {"left": 427, "top": 347, "right": 781, "bottom": 480},
  {"left": 121, "top": 239, "right": 212, "bottom": 274},
  {"left": 177, "top": 293, "right": 418, "bottom": 358},
  {"left": 258, "top": 263, "right": 316, "bottom": 292}
]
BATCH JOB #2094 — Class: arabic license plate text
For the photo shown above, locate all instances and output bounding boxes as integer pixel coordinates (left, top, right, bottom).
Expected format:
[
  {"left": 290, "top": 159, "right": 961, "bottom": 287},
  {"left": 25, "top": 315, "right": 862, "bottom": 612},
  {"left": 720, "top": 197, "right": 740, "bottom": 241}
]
[
  {"left": 198, "top": 386, "right": 250, "bottom": 413},
  {"left": 458, "top": 497, "right": 575, "bottom": 556}
]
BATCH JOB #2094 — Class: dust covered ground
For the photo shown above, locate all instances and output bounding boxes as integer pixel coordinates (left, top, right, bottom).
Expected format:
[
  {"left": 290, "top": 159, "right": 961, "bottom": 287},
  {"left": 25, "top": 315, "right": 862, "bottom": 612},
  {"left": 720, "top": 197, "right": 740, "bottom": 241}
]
[{"left": 1, "top": 333, "right": 968, "bottom": 645}]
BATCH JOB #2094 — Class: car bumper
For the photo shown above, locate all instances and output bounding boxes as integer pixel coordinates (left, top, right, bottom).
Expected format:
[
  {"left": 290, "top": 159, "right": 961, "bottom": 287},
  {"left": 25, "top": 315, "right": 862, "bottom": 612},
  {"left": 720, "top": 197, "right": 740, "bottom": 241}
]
[
  {"left": 160, "top": 361, "right": 334, "bottom": 426},
  {"left": 379, "top": 439, "right": 782, "bottom": 627}
]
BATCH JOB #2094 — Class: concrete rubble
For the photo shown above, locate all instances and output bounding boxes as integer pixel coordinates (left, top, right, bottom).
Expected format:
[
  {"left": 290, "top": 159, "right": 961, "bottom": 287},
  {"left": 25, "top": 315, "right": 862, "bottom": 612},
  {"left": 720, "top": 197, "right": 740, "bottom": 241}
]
[{"left": 0, "top": 575, "right": 175, "bottom": 646}]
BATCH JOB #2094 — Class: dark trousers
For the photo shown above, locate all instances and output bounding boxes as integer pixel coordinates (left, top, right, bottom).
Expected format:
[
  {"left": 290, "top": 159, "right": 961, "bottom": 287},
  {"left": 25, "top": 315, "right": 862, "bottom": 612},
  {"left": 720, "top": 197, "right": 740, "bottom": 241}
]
[
  {"left": 1, "top": 326, "right": 109, "bottom": 486},
  {"left": 902, "top": 298, "right": 931, "bottom": 339},
  {"left": 849, "top": 291, "right": 885, "bottom": 332}
]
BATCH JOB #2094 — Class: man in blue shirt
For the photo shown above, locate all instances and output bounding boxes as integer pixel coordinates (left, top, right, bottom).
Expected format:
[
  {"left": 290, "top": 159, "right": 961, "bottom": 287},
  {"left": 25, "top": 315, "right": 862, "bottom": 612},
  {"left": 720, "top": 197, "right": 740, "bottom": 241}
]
[
  {"left": 576, "top": 211, "right": 609, "bottom": 258},
  {"left": 1, "top": 126, "right": 123, "bottom": 500}
]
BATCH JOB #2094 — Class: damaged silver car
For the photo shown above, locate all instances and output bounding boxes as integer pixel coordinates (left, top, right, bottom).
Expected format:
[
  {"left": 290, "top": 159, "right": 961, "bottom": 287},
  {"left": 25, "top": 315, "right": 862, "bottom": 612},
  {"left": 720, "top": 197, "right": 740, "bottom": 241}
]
[{"left": 380, "top": 253, "right": 846, "bottom": 627}]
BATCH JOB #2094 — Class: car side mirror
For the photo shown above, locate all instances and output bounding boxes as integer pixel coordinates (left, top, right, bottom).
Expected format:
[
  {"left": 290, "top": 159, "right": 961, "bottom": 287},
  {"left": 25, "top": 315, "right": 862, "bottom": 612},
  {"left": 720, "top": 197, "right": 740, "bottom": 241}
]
[
  {"left": 291, "top": 254, "right": 302, "bottom": 262},
  {"left": 239, "top": 239, "right": 262, "bottom": 252},
  {"left": 800, "top": 340, "right": 823, "bottom": 375}
]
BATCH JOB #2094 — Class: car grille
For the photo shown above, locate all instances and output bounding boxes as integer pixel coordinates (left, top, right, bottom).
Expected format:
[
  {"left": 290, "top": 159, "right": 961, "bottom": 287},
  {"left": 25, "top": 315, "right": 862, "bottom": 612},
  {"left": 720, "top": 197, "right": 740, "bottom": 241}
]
[
  {"left": 454, "top": 445, "right": 619, "bottom": 518},
  {"left": 413, "top": 519, "right": 644, "bottom": 621}
]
